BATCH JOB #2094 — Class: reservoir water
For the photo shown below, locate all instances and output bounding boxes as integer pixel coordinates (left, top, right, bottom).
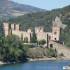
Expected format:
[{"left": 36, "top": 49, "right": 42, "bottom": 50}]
[{"left": 0, "top": 60, "right": 70, "bottom": 70}]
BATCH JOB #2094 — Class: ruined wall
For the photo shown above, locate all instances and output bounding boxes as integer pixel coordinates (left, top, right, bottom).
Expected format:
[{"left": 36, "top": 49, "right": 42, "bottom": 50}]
[{"left": 3, "top": 23, "right": 32, "bottom": 42}]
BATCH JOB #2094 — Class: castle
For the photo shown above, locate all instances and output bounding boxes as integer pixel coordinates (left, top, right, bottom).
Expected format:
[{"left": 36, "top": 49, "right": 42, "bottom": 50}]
[{"left": 3, "top": 16, "right": 62, "bottom": 44}]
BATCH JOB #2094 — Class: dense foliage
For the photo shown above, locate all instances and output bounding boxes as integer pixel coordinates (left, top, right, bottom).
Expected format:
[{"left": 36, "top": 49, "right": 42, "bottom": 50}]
[
  {"left": 0, "top": 35, "right": 28, "bottom": 63},
  {"left": 30, "top": 31, "right": 37, "bottom": 43}
]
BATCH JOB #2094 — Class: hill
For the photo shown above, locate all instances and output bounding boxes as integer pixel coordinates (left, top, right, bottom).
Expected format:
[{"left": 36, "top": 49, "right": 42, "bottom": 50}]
[
  {"left": 0, "top": 0, "right": 46, "bottom": 20},
  {"left": 8, "top": 5, "right": 70, "bottom": 30}
]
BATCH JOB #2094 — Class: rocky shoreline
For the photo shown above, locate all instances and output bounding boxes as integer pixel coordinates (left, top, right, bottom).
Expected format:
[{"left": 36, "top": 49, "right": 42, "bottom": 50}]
[
  {"left": 28, "top": 57, "right": 70, "bottom": 62},
  {"left": 0, "top": 61, "right": 6, "bottom": 65},
  {"left": 28, "top": 58, "right": 56, "bottom": 61}
]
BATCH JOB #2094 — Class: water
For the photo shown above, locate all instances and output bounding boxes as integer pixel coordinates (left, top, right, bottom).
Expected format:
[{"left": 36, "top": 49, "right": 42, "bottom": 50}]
[{"left": 0, "top": 60, "right": 70, "bottom": 70}]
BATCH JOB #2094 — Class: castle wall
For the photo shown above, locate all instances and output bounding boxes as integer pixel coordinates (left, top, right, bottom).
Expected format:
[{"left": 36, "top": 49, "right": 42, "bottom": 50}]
[
  {"left": 15, "top": 24, "right": 20, "bottom": 31},
  {"left": 12, "top": 30, "right": 31, "bottom": 42},
  {"left": 35, "top": 27, "right": 44, "bottom": 33},
  {"left": 11, "top": 24, "right": 15, "bottom": 30},
  {"left": 3, "top": 23, "right": 9, "bottom": 36},
  {"left": 36, "top": 32, "right": 47, "bottom": 42},
  {"left": 3, "top": 23, "right": 32, "bottom": 42}
]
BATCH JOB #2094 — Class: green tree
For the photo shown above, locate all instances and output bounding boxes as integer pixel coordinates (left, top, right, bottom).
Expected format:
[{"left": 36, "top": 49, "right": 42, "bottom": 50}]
[
  {"left": 47, "top": 48, "right": 57, "bottom": 57},
  {"left": 39, "top": 40, "right": 46, "bottom": 45},
  {"left": 31, "top": 31, "right": 37, "bottom": 43},
  {"left": 0, "top": 35, "right": 27, "bottom": 63}
]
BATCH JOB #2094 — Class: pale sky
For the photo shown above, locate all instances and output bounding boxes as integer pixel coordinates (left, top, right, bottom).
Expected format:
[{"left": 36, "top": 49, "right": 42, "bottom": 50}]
[{"left": 12, "top": 0, "right": 70, "bottom": 10}]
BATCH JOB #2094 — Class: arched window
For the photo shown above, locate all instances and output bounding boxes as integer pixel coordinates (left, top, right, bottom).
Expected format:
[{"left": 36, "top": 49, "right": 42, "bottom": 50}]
[{"left": 55, "top": 38, "right": 56, "bottom": 40}]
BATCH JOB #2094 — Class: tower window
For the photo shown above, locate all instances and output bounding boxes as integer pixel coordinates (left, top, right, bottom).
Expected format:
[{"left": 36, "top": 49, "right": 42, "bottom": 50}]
[
  {"left": 54, "top": 32, "right": 57, "bottom": 35},
  {"left": 55, "top": 38, "right": 56, "bottom": 40}
]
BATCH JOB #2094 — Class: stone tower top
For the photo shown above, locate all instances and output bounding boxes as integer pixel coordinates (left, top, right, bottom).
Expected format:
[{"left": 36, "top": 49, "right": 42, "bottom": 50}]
[
  {"left": 15, "top": 24, "right": 19, "bottom": 31},
  {"left": 35, "top": 26, "right": 44, "bottom": 33},
  {"left": 53, "top": 16, "right": 62, "bottom": 27},
  {"left": 27, "top": 29, "right": 32, "bottom": 33}
]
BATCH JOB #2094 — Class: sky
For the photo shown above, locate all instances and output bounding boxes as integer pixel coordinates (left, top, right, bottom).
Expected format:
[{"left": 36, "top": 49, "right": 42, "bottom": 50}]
[{"left": 12, "top": 0, "right": 70, "bottom": 10}]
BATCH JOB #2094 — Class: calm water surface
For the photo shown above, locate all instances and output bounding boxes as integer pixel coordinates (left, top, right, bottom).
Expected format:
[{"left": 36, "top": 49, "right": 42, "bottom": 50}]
[{"left": 0, "top": 60, "right": 70, "bottom": 70}]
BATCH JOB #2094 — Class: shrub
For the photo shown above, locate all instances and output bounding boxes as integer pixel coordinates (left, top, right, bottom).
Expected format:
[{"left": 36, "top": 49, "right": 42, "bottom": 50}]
[
  {"left": 0, "top": 35, "right": 28, "bottom": 63},
  {"left": 38, "top": 40, "right": 46, "bottom": 45},
  {"left": 47, "top": 48, "right": 57, "bottom": 57}
]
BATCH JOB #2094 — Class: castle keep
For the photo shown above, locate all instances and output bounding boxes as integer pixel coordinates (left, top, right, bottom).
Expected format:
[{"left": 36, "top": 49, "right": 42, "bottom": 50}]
[{"left": 3, "top": 16, "right": 62, "bottom": 43}]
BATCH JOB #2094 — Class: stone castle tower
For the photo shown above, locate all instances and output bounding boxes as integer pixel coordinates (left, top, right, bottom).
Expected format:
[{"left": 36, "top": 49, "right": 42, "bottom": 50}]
[
  {"left": 51, "top": 16, "right": 62, "bottom": 41},
  {"left": 3, "top": 23, "right": 20, "bottom": 36}
]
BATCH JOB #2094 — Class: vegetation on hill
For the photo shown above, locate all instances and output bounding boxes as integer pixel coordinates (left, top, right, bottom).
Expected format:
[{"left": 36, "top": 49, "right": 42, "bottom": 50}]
[{"left": 0, "top": 0, "right": 45, "bottom": 20}]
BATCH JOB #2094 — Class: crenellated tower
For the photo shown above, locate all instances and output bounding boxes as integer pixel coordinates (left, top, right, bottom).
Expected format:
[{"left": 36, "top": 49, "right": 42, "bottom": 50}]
[{"left": 51, "top": 16, "right": 62, "bottom": 41}]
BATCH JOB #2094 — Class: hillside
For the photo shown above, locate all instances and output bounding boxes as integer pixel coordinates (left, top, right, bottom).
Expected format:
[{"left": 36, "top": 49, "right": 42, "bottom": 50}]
[
  {"left": 8, "top": 5, "right": 70, "bottom": 30},
  {"left": 8, "top": 5, "right": 70, "bottom": 47},
  {"left": 0, "top": 0, "right": 46, "bottom": 20}
]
